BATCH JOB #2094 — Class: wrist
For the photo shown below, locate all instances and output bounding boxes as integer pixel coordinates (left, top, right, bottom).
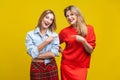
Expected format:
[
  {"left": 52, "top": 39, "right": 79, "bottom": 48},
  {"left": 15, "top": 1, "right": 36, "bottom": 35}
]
[
  {"left": 44, "top": 40, "right": 50, "bottom": 44},
  {"left": 81, "top": 39, "right": 86, "bottom": 44}
]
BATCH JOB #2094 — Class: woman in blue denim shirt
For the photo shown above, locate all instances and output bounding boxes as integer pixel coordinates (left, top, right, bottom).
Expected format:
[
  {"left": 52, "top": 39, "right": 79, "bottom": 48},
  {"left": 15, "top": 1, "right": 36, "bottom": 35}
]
[{"left": 25, "top": 10, "right": 59, "bottom": 80}]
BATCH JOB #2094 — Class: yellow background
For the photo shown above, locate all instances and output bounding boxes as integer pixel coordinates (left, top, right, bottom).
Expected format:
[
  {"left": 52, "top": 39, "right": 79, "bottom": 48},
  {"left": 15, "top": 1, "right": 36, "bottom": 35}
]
[{"left": 0, "top": 0, "right": 120, "bottom": 80}]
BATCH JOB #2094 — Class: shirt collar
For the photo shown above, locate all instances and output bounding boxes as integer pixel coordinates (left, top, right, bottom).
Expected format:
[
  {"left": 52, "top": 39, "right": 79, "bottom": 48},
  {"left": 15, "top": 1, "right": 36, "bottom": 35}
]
[{"left": 34, "top": 27, "right": 52, "bottom": 36}]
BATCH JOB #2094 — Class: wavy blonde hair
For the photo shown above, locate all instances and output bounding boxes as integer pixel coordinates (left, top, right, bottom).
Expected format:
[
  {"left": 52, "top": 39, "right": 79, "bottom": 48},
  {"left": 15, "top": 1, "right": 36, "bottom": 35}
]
[{"left": 64, "top": 5, "right": 87, "bottom": 37}]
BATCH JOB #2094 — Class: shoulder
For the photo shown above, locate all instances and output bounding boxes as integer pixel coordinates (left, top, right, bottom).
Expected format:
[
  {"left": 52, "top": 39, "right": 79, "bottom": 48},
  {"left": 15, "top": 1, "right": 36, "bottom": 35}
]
[
  {"left": 27, "top": 27, "right": 39, "bottom": 35},
  {"left": 86, "top": 24, "right": 96, "bottom": 37},
  {"left": 26, "top": 30, "right": 34, "bottom": 35},
  {"left": 87, "top": 24, "right": 93, "bottom": 28},
  {"left": 87, "top": 24, "right": 95, "bottom": 31},
  {"left": 26, "top": 29, "right": 36, "bottom": 38}
]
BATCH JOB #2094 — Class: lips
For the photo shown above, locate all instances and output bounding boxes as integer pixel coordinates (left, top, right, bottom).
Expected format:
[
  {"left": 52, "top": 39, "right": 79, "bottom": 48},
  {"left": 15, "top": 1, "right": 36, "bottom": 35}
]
[
  {"left": 44, "top": 21, "right": 50, "bottom": 27},
  {"left": 69, "top": 18, "right": 74, "bottom": 23}
]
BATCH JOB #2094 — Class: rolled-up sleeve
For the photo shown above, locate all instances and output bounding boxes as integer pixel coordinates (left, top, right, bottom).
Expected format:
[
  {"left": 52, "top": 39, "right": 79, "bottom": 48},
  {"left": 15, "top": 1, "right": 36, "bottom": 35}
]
[
  {"left": 50, "top": 35, "right": 60, "bottom": 56},
  {"left": 25, "top": 33, "right": 39, "bottom": 58}
]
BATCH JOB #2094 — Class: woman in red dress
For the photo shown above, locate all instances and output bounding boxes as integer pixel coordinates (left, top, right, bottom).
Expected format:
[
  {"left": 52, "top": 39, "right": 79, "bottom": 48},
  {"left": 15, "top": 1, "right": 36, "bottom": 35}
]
[{"left": 59, "top": 5, "right": 96, "bottom": 80}]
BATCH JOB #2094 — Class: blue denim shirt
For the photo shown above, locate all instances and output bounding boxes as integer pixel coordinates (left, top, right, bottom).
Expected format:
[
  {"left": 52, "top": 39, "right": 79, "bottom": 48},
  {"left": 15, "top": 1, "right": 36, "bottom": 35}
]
[{"left": 25, "top": 27, "right": 59, "bottom": 64}]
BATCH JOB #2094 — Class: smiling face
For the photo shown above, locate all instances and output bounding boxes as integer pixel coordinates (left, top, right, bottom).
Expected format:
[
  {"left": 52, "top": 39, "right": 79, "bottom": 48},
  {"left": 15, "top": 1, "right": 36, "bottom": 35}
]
[
  {"left": 65, "top": 10, "right": 77, "bottom": 26},
  {"left": 41, "top": 13, "right": 54, "bottom": 29},
  {"left": 37, "top": 10, "right": 56, "bottom": 32}
]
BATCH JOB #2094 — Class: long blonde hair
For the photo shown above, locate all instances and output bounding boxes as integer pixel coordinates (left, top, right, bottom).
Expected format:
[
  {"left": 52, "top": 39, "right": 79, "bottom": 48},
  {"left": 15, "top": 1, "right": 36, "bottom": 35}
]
[
  {"left": 64, "top": 5, "right": 87, "bottom": 37},
  {"left": 37, "top": 9, "right": 56, "bottom": 32}
]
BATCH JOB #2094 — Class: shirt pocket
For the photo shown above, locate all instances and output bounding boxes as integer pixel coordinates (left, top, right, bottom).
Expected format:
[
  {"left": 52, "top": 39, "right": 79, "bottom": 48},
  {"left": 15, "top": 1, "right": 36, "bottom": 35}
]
[{"left": 32, "top": 39, "right": 42, "bottom": 46}]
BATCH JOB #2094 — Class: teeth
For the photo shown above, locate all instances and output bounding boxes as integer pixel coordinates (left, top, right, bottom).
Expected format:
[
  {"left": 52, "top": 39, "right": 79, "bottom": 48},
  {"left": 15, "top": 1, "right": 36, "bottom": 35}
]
[{"left": 45, "top": 23, "right": 48, "bottom": 25}]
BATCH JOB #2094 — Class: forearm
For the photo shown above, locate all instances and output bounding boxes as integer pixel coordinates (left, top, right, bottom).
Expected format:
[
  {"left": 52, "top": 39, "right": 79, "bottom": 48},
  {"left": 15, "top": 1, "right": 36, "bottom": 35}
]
[
  {"left": 37, "top": 41, "right": 49, "bottom": 52},
  {"left": 82, "top": 40, "right": 93, "bottom": 54},
  {"left": 37, "top": 36, "right": 56, "bottom": 52},
  {"left": 75, "top": 35, "right": 93, "bottom": 54},
  {"left": 37, "top": 52, "right": 55, "bottom": 59}
]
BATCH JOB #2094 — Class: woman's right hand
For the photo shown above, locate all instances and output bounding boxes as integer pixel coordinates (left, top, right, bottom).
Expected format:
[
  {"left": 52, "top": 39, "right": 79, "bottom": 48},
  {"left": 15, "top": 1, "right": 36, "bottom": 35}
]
[
  {"left": 45, "top": 36, "right": 56, "bottom": 43},
  {"left": 59, "top": 46, "right": 63, "bottom": 53}
]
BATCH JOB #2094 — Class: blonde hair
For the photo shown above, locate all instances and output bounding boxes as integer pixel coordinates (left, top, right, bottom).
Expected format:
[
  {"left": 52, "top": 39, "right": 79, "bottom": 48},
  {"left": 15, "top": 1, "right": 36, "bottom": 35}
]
[
  {"left": 37, "top": 9, "right": 56, "bottom": 32},
  {"left": 64, "top": 5, "right": 87, "bottom": 37}
]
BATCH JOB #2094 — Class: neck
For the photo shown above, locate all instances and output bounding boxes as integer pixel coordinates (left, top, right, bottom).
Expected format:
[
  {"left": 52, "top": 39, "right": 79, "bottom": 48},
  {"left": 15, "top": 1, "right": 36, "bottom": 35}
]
[
  {"left": 40, "top": 28, "right": 47, "bottom": 36},
  {"left": 71, "top": 23, "right": 77, "bottom": 28}
]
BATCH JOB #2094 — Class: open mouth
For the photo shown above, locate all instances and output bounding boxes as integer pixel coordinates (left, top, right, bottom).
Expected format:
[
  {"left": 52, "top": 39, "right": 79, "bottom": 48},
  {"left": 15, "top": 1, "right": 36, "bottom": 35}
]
[
  {"left": 68, "top": 18, "right": 75, "bottom": 23},
  {"left": 44, "top": 22, "right": 50, "bottom": 26},
  {"left": 69, "top": 19, "right": 74, "bottom": 23}
]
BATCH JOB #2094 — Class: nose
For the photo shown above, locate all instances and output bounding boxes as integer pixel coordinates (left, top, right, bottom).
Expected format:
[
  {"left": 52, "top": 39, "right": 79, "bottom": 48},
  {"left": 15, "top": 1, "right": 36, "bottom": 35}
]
[
  {"left": 48, "top": 19, "right": 52, "bottom": 23},
  {"left": 46, "top": 19, "right": 52, "bottom": 25},
  {"left": 67, "top": 16, "right": 72, "bottom": 20}
]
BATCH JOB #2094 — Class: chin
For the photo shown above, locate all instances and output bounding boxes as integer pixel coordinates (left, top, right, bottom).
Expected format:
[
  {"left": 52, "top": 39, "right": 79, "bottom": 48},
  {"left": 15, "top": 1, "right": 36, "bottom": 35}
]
[
  {"left": 69, "top": 21, "right": 75, "bottom": 24},
  {"left": 70, "top": 23, "right": 75, "bottom": 25},
  {"left": 43, "top": 25, "right": 49, "bottom": 28}
]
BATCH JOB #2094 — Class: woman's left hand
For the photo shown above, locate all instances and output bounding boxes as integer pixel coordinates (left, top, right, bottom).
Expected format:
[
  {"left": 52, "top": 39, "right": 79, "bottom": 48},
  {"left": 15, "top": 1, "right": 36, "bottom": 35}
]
[{"left": 72, "top": 35, "right": 86, "bottom": 43}]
